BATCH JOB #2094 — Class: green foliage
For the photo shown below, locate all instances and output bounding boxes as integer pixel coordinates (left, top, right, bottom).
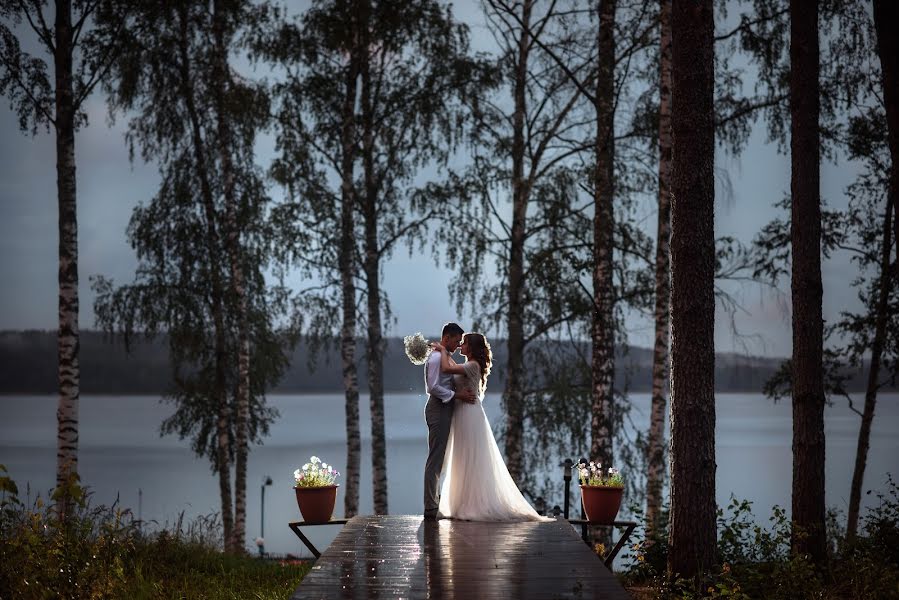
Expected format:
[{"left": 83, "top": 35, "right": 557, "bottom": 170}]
[
  {"left": 622, "top": 480, "right": 899, "bottom": 599},
  {"left": 749, "top": 0, "right": 897, "bottom": 398},
  {"left": 248, "top": 0, "right": 492, "bottom": 358},
  {"left": 91, "top": 0, "right": 298, "bottom": 468},
  {"left": 576, "top": 460, "right": 624, "bottom": 488},
  {"left": 0, "top": 470, "right": 309, "bottom": 599}
]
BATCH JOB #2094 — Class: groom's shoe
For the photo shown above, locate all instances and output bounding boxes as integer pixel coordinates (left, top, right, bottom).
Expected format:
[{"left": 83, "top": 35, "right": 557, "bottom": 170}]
[{"left": 423, "top": 510, "right": 438, "bottom": 521}]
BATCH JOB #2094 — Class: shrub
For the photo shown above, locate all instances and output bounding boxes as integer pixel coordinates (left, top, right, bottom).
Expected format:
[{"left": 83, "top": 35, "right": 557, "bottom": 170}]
[
  {"left": 0, "top": 465, "right": 310, "bottom": 599},
  {"left": 621, "top": 476, "right": 899, "bottom": 599}
]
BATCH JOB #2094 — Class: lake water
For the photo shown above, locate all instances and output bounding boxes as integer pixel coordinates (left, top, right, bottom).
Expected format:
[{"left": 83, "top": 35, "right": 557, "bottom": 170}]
[{"left": 1, "top": 392, "right": 897, "bottom": 559}]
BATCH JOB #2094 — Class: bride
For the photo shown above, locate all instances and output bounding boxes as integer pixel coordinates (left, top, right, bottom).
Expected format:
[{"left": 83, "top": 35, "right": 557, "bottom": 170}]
[{"left": 431, "top": 333, "right": 552, "bottom": 522}]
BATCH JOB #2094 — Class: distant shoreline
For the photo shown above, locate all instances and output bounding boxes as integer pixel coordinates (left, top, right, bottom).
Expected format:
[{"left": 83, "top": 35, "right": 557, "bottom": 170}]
[{"left": 2, "top": 329, "right": 891, "bottom": 395}]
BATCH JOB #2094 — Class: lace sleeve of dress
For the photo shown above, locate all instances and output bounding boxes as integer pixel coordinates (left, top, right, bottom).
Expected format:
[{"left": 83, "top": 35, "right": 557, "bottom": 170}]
[{"left": 463, "top": 361, "right": 481, "bottom": 391}]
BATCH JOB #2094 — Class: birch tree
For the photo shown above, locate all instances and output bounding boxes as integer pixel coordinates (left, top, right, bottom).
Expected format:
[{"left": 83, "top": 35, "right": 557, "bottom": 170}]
[
  {"left": 93, "top": 0, "right": 290, "bottom": 552},
  {"left": 259, "top": 0, "right": 483, "bottom": 514},
  {"left": 589, "top": 0, "right": 616, "bottom": 480},
  {"left": 872, "top": 0, "right": 897, "bottom": 262},
  {"left": 211, "top": 0, "right": 252, "bottom": 552},
  {"left": 461, "top": 0, "right": 658, "bottom": 496},
  {"left": 254, "top": 0, "right": 364, "bottom": 517},
  {"left": 0, "top": 0, "right": 130, "bottom": 518},
  {"left": 644, "top": 0, "right": 671, "bottom": 537},
  {"left": 440, "top": 0, "right": 594, "bottom": 484}
]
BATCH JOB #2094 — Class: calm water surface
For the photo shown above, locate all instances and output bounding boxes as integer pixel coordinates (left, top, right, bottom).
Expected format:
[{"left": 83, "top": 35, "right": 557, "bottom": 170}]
[{"left": 1, "top": 392, "right": 897, "bottom": 558}]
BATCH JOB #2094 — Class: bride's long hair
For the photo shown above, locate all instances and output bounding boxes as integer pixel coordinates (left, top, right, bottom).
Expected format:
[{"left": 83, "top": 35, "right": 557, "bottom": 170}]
[{"left": 463, "top": 333, "right": 492, "bottom": 394}]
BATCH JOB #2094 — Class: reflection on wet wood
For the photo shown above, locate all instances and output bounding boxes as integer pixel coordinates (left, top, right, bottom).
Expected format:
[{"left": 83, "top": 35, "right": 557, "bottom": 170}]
[{"left": 290, "top": 515, "right": 631, "bottom": 599}]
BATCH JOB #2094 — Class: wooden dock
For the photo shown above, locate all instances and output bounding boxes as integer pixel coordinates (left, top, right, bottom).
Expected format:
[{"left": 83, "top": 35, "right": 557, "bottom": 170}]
[{"left": 290, "top": 515, "right": 631, "bottom": 599}]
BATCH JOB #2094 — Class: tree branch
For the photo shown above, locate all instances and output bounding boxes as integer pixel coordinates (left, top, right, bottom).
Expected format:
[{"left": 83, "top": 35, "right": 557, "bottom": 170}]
[
  {"left": 19, "top": 0, "right": 55, "bottom": 52},
  {"left": 716, "top": 94, "right": 788, "bottom": 128},
  {"left": 715, "top": 8, "right": 789, "bottom": 43}
]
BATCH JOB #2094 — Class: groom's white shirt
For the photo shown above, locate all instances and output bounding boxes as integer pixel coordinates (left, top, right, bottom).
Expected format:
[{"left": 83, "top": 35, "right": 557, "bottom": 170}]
[{"left": 425, "top": 350, "right": 454, "bottom": 403}]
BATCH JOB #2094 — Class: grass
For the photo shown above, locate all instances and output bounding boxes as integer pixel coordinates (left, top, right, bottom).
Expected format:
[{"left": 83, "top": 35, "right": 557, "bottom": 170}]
[
  {"left": 124, "top": 540, "right": 310, "bottom": 600},
  {"left": 0, "top": 465, "right": 310, "bottom": 599}
]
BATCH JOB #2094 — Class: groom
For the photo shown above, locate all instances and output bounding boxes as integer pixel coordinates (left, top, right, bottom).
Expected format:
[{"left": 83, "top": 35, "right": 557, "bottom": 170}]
[{"left": 423, "top": 322, "right": 475, "bottom": 520}]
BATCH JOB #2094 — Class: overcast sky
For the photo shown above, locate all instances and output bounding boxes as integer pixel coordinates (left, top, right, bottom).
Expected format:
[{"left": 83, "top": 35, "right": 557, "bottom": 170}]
[{"left": 0, "top": 1, "right": 865, "bottom": 359}]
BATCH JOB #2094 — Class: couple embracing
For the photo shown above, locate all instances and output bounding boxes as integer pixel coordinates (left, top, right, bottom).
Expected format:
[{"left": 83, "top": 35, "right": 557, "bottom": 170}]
[{"left": 422, "top": 322, "right": 552, "bottom": 522}]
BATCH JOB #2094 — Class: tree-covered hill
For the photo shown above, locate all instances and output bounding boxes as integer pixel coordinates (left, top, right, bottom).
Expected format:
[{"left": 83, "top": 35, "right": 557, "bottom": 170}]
[{"left": 0, "top": 329, "right": 884, "bottom": 395}]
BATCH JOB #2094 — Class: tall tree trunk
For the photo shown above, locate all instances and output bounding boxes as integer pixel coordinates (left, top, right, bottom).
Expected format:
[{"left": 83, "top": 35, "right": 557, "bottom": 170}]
[
  {"left": 503, "top": 0, "right": 532, "bottom": 484},
  {"left": 177, "top": 5, "right": 233, "bottom": 550},
  {"left": 360, "top": 3, "right": 388, "bottom": 514},
  {"left": 340, "top": 31, "right": 361, "bottom": 520},
  {"left": 590, "top": 0, "right": 616, "bottom": 474},
  {"left": 668, "top": 0, "right": 717, "bottom": 578},
  {"left": 872, "top": 0, "right": 899, "bottom": 268},
  {"left": 846, "top": 194, "right": 893, "bottom": 541},
  {"left": 212, "top": 0, "right": 249, "bottom": 554},
  {"left": 789, "top": 0, "right": 827, "bottom": 564},
  {"left": 645, "top": 0, "right": 672, "bottom": 538},
  {"left": 54, "top": 0, "right": 80, "bottom": 520}
]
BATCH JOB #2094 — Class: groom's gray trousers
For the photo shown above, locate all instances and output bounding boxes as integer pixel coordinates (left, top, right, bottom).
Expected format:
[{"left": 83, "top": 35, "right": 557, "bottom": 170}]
[{"left": 423, "top": 394, "right": 454, "bottom": 514}]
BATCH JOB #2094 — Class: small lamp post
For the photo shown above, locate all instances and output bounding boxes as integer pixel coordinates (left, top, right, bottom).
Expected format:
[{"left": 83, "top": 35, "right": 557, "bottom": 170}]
[
  {"left": 560, "top": 458, "right": 574, "bottom": 519},
  {"left": 260, "top": 475, "right": 273, "bottom": 556}
]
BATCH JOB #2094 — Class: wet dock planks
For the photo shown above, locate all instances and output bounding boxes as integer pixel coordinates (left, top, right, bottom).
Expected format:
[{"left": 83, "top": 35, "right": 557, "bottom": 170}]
[{"left": 290, "top": 515, "right": 631, "bottom": 599}]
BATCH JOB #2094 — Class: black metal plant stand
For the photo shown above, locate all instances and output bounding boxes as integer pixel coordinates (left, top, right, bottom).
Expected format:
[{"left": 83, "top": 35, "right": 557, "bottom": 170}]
[
  {"left": 288, "top": 519, "right": 349, "bottom": 558},
  {"left": 559, "top": 456, "right": 638, "bottom": 568}
]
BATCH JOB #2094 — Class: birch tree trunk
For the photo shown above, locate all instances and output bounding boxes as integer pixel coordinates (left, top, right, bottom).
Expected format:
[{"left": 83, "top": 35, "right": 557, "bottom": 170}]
[
  {"left": 212, "top": 0, "right": 249, "bottom": 554},
  {"left": 360, "top": 3, "right": 388, "bottom": 514},
  {"left": 340, "top": 30, "right": 361, "bottom": 519},
  {"left": 590, "top": 0, "right": 616, "bottom": 472},
  {"left": 54, "top": 0, "right": 80, "bottom": 520},
  {"left": 177, "top": 5, "right": 233, "bottom": 550},
  {"left": 668, "top": 0, "right": 717, "bottom": 578},
  {"left": 645, "top": 0, "right": 672, "bottom": 537},
  {"left": 503, "top": 0, "right": 532, "bottom": 484},
  {"left": 789, "top": 0, "right": 827, "bottom": 565},
  {"left": 846, "top": 195, "right": 893, "bottom": 541},
  {"left": 872, "top": 0, "right": 899, "bottom": 267}
]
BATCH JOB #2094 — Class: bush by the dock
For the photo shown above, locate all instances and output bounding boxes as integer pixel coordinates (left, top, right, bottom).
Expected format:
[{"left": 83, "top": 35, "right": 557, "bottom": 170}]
[
  {"left": 621, "top": 476, "right": 899, "bottom": 599},
  {"left": 0, "top": 466, "right": 310, "bottom": 599}
]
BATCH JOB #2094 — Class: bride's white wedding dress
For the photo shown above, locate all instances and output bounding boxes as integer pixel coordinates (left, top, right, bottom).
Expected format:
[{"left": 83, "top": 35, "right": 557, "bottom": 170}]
[{"left": 438, "top": 361, "right": 553, "bottom": 522}]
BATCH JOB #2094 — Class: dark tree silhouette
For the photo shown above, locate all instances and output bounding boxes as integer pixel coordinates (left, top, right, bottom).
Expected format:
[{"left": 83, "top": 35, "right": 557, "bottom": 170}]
[
  {"left": 668, "top": 0, "right": 717, "bottom": 579},
  {"left": 872, "top": 0, "right": 898, "bottom": 265},
  {"left": 789, "top": 0, "right": 826, "bottom": 564}
]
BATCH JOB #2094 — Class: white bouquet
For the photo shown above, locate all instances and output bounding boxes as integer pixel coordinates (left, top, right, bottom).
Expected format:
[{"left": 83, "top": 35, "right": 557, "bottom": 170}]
[{"left": 403, "top": 332, "right": 432, "bottom": 365}]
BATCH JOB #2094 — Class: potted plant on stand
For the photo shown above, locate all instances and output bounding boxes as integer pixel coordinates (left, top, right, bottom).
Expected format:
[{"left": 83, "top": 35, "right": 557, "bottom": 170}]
[
  {"left": 576, "top": 460, "right": 624, "bottom": 524},
  {"left": 293, "top": 456, "right": 340, "bottom": 523}
]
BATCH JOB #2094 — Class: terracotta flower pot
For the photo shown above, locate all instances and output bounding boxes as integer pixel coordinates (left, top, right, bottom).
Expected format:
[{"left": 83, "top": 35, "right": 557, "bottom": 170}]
[
  {"left": 580, "top": 485, "right": 623, "bottom": 524},
  {"left": 294, "top": 485, "right": 338, "bottom": 524}
]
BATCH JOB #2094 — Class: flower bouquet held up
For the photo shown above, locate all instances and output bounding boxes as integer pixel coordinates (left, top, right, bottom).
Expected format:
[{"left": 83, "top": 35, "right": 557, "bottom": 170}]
[
  {"left": 403, "top": 332, "right": 432, "bottom": 365},
  {"left": 576, "top": 460, "right": 624, "bottom": 524},
  {"left": 293, "top": 456, "right": 340, "bottom": 523}
]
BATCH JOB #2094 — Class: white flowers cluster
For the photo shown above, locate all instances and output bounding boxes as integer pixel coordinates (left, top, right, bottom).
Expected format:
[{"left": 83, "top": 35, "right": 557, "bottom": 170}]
[
  {"left": 576, "top": 460, "right": 624, "bottom": 488},
  {"left": 294, "top": 455, "right": 340, "bottom": 488},
  {"left": 403, "top": 332, "right": 432, "bottom": 365}
]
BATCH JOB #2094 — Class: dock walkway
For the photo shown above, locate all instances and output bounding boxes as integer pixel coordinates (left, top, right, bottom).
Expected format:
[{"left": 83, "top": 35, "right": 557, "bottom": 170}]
[{"left": 290, "top": 515, "right": 631, "bottom": 599}]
